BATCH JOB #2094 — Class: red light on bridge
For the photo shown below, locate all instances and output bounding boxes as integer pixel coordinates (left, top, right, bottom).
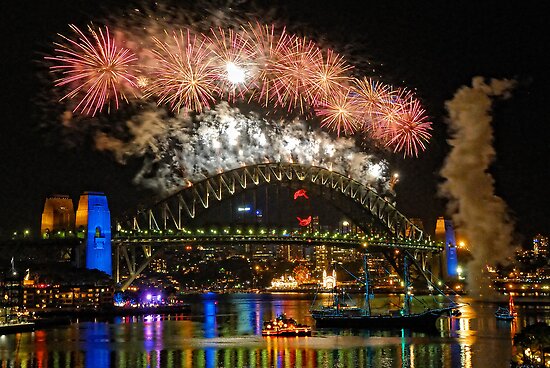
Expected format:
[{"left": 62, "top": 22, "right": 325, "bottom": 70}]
[
  {"left": 297, "top": 216, "right": 312, "bottom": 227},
  {"left": 293, "top": 189, "right": 309, "bottom": 200}
]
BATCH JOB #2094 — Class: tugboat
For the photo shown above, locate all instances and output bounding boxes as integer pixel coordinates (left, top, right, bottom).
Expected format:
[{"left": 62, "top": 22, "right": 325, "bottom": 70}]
[
  {"left": 262, "top": 313, "right": 312, "bottom": 336},
  {"left": 495, "top": 294, "right": 517, "bottom": 321},
  {"left": 310, "top": 253, "right": 454, "bottom": 330}
]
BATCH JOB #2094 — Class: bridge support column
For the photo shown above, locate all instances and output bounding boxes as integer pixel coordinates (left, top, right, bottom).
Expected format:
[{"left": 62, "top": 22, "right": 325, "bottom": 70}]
[{"left": 75, "top": 192, "right": 112, "bottom": 277}]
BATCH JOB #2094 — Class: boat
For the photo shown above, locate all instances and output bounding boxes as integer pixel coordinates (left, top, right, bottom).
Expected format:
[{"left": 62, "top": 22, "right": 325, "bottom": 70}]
[
  {"left": 262, "top": 313, "right": 312, "bottom": 336},
  {"left": 449, "top": 308, "right": 462, "bottom": 317},
  {"left": 310, "top": 253, "right": 455, "bottom": 330},
  {"left": 0, "top": 322, "right": 35, "bottom": 335},
  {"left": 495, "top": 294, "right": 517, "bottom": 321}
]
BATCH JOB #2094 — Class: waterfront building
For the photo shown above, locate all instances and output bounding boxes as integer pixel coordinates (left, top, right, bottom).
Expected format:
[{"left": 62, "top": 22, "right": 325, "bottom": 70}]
[
  {"left": 269, "top": 275, "right": 298, "bottom": 289},
  {"left": 21, "top": 280, "right": 113, "bottom": 310},
  {"left": 322, "top": 269, "right": 336, "bottom": 289},
  {"left": 0, "top": 262, "right": 23, "bottom": 316}
]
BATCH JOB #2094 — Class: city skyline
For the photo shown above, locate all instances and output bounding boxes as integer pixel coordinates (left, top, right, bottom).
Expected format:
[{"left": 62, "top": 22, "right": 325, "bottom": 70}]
[{"left": 0, "top": 0, "right": 548, "bottom": 248}]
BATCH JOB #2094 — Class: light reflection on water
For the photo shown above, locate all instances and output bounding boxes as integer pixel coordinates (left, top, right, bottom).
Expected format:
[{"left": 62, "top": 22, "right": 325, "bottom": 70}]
[{"left": 0, "top": 294, "right": 549, "bottom": 367}]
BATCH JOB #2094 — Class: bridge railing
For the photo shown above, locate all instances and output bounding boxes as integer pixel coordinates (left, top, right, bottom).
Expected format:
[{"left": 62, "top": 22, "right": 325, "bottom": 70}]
[{"left": 113, "top": 227, "right": 444, "bottom": 252}]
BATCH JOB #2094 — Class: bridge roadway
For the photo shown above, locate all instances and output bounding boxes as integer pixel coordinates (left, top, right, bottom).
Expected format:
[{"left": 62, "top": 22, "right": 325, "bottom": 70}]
[{"left": 113, "top": 227, "right": 444, "bottom": 252}]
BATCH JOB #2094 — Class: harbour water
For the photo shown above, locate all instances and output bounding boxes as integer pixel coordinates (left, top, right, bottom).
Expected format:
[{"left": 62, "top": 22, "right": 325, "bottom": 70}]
[{"left": 1, "top": 293, "right": 549, "bottom": 367}]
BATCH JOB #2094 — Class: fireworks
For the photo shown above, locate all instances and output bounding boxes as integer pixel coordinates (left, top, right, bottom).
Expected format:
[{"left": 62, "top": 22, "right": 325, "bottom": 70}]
[
  {"left": 384, "top": 98, "right": 432, "bottom": 157},
  {"left": 146, "top": 29, "right": 219, "bottom": 113},
  {"left": 47, "top": 25, "right": 138, "bottom": 116},
  {"left": 352, "top": 77, "right": 392, "bottom": 135},
  {"left": 315, "top": 92, "right": 361, "bottom": 136},
  {"left": 46, "top": 18, "right": 432, "bottom": 157},
  {"left": 308, "top": 49, "right": 353, "bottom": 106},
  {"left": 242, "top": 22, "right": 290, "bottom": 107},
  {"left": 275, "top": 36, "right": 321, "bottom": 113},
  {"left": 208, "top": 27, "right": 254, "bottom": 101}
]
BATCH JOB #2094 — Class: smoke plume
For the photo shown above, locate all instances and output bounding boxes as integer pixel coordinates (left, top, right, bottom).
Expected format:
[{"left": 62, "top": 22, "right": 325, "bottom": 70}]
[
  {"left": 440, "top": 76, "right": 516, "bottom": 297},
  {"left": 95, "top": 102, "right": 391, "bottom": 196}
]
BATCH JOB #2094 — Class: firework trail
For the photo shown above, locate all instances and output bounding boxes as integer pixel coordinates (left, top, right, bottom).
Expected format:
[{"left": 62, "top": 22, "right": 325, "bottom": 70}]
[
  {"left": 46, "top": 25, "right": 138, "bottom": 116},
  {"left": 440, "top": 77, "right": 516, "bottom": 298}
]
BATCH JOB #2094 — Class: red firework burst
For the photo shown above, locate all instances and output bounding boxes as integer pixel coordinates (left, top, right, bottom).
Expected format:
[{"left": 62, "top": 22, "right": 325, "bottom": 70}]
[
  {"left": 147, "top": 29, "right": 219, "bottom": 113},
  {"left": 208, "top": 27, "right": 255, "bottom": 101},
  {"left": 275, "top": 35, "right": 321, "bottom": 113},
  {"left": 370, "top": 87, "right": 412, "bottom": 143},
  {"left": 384, "top": 98, "right": 432, "bottom": 157},
  {"left": 352, "top": 77, "right": 392, "bottom": 135},
  {"left": 315, "top": 90, "right": 361, "bottom": 136},
  {"left": 242, "top": 22, "right": 290, "bottom": 107},
  {"left": 46, "top": 24, "right": 138, "bottom": 116}
]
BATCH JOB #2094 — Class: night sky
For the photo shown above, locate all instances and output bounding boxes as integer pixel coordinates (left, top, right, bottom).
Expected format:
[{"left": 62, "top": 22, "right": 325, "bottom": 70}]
[{"left": 1, "top": 1, "right": 548, "bottom": 245}]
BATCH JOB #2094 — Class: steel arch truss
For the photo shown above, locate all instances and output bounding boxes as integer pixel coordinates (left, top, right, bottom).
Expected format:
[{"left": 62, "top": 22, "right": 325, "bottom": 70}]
[{"left": 121, "top": 162, "right": 424, "bottom": 241}]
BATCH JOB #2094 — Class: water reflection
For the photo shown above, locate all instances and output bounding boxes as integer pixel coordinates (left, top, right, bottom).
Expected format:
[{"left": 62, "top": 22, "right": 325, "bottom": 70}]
[
  {"left": 203, "top": 293, "right": 218, "bottom": 368},
  {"left": 84, "top": 322, "right": 110, "bottom": 368},
  {"left": 0, "top": 295, "right": 549, "bottom": 367}
]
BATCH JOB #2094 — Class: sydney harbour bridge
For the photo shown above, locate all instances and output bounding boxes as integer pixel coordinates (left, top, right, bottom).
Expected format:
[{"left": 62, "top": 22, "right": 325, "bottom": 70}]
[{"left": 111, "top": 162, "right": 444, "bottom": 291}]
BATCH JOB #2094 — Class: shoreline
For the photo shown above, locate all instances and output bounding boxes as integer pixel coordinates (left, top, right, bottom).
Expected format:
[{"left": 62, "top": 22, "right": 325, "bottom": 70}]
[{"left": 0, "top": 304, "right": 192, "bottom": 335}]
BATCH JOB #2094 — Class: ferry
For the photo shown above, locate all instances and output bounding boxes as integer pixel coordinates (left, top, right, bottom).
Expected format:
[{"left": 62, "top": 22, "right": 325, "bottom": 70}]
[
  {"left": 495, "top": 294, "right": 517, "bottom": 321},
  {"left": 262, "top": 314, "right": 312, "bottom": 336}
]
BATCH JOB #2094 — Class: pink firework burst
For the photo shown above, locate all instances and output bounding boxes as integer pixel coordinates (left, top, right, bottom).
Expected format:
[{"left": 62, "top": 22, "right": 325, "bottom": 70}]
[
  {"left": 384, "top": 97, "right": 432, "bottom": 157},
  {"left": 208, "top": 27, "right": 255, "bottom": 102},
  {"left": 308, "top": 49, "right": 353, "bottom": 107},
  {"left": 275, "top": 35, "right": 321, "bottom": 113},
  {"left": 315, "top": 90, "right": 361, "bottom": 136},
  {"left": 147, "top": 29, "right": 219, "bottom": 113},
  {"left": 371, "top": 87, "right": 412, "bottom": 142},
  {"left": 242, "top": 22, "right": 290, "bottom": 107},
  {"left": 352, "top": 77, "right": 393, "bottom": 136},
  {"left": 46, "top": 24, "right": 138, "bottom": 116}
]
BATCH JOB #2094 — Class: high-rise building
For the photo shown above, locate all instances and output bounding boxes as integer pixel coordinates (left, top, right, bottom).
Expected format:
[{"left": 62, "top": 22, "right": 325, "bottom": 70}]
[
  {"left": 533, "top": 234, "right": 549, "bottom": 255},
  {"left": 40, "top": 195, "right": 75, "bottom": 238},
  {"left": 314, "top": 245, "right": 328, "bottom": 277}
]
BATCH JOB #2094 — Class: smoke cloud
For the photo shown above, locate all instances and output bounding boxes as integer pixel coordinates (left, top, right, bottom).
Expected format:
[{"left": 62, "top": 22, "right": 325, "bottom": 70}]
[
  {"left": 95, "top": 102, "right": 391, "bottom": 197},
  {"left": 440, "top": 77, "right": 516, "bottom": 297}
]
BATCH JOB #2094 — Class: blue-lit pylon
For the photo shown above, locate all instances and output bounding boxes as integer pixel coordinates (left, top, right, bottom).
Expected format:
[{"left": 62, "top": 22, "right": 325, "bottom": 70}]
[
  {"left": 76, "top": 192, "right": 112, "bottom": 276},
  {"left": 444, "top": 219, "right": 458, "bottom": 278}
]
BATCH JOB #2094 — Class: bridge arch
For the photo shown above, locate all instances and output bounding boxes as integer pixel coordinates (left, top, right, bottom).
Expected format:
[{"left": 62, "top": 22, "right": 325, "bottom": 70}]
[{"left": 120, "top": 162, "right": 424, "bottom": 241}]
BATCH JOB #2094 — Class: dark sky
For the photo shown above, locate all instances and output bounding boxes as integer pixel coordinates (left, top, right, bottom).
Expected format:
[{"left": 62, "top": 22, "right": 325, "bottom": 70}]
[{"left": 0, "top": 1, "right": 548, "bottom": 244}]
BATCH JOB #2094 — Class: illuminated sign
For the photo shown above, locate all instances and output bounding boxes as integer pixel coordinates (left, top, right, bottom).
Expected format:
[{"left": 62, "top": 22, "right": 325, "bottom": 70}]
[
  {"left": 293, "top": 189, "right": 309, "bottom": 200},
  {"left": 297, "top": 216, "right": 312, "bottom": 227},
  {"left": 237, "top": 206, "right": 251, "bottom": 212}
]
